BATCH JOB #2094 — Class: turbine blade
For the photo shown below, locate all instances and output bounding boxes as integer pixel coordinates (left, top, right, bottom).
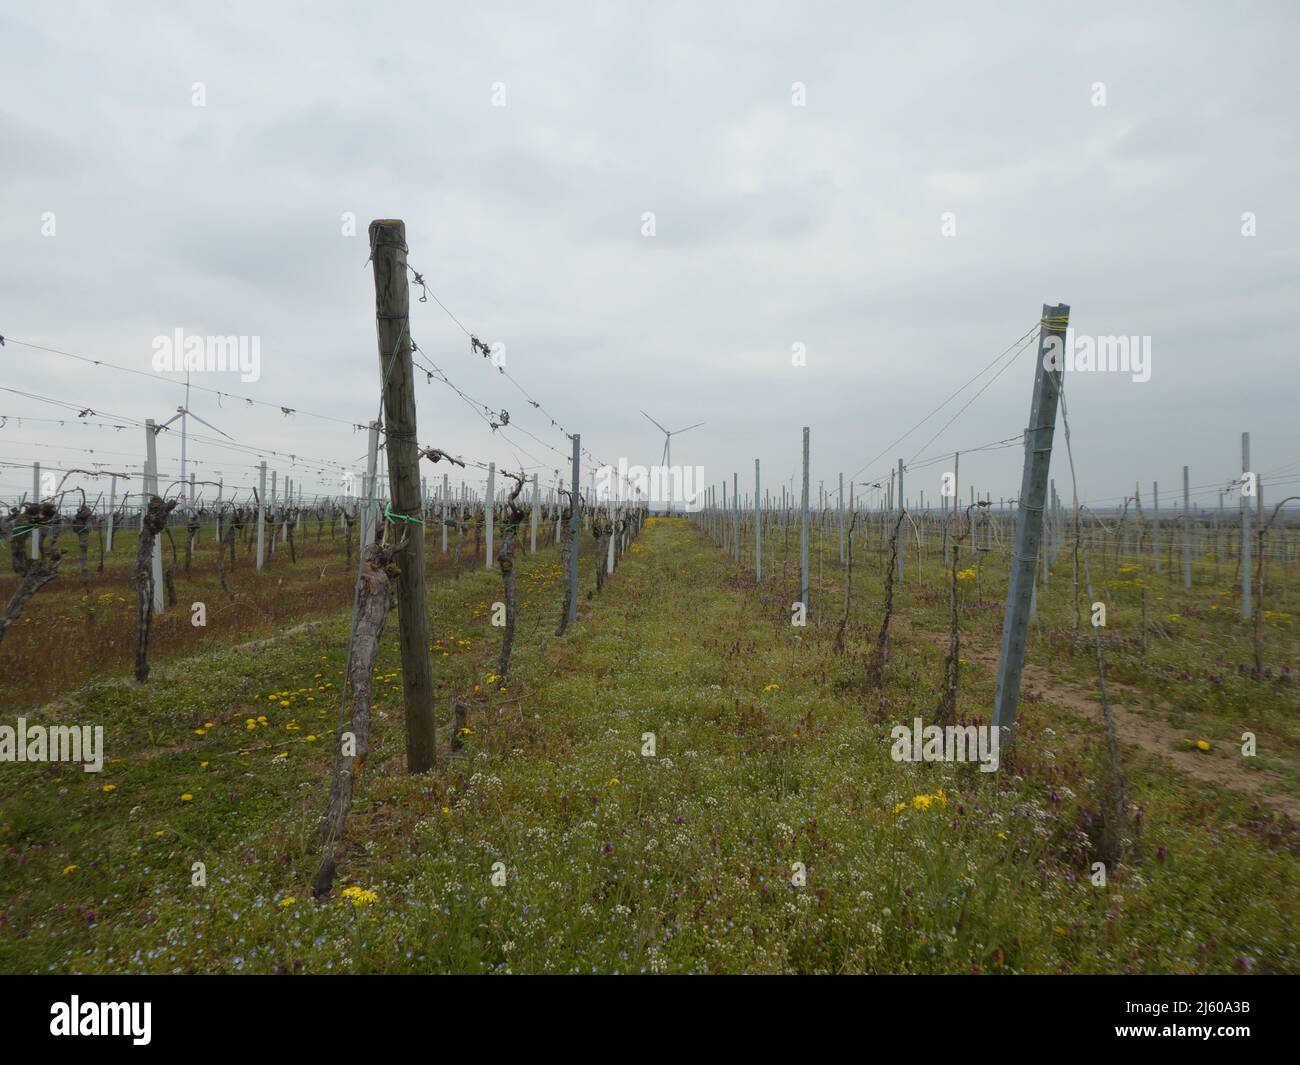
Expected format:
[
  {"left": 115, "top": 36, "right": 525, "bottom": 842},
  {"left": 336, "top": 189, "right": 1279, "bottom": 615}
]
[
  {"left": 640, "top": 410, "right": 670, "bottom": 435},
  {"left": 187, "top": 411, "right": 234, "bottom": 439}
]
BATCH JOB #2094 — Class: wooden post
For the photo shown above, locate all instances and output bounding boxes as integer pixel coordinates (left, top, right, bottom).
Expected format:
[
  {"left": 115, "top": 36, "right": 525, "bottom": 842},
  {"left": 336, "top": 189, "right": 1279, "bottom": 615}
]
[{"left": 370, "top": 219, "right": 436, "bottom": 774}]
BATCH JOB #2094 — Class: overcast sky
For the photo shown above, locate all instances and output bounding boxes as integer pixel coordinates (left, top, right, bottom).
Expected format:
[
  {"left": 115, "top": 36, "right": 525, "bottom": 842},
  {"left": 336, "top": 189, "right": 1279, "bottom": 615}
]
[{"left": 2, "top": 0, "right": 1298, "bottom": 512}]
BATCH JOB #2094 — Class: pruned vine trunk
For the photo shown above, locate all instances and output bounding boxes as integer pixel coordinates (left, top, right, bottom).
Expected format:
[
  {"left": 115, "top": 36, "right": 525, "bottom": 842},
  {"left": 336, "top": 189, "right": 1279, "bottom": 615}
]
[
  {"left": 312, "top": 540, "right": 399, "bottom": 897},
  {"left": 133, "top": 496, "right": 178, "bottom": 683},
  {"left": 834, "top": 513, "right": 859, "bottom": 654},
  {"left": 497, "top": 474, "right": 526, "bottom": 677},
  {"left": 555, "top": 492, "right": 575, "bottom": 636},
  {"left": 868, "top": 511, "right": 907, "bottom": 686},
  {"left": 1, "top": 503, "right": 62, "bottom": 646}
]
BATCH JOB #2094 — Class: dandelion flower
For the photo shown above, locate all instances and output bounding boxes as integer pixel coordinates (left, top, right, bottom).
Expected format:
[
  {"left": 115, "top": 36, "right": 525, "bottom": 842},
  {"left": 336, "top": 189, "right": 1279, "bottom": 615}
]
[
  {"left": 62, "top": 864, "right": 78, "bottom": 875},
  {"left": 1196, "top": 739, "right": 1211, "bottom": 752},
  {"left": 101, "top": 784, "right": 116, "bottom": 793},
  {"left": 340, "top": 885, "right": 378, "bottom": 907},
  {"left": 180, "top": 793, "right": 193, "bottom": 802}
]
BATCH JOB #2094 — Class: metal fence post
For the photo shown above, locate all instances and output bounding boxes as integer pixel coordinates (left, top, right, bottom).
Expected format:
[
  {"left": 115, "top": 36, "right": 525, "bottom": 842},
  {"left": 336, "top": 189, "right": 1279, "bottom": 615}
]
[
  {"left": 993, "top": 303, "right": 1069, "bottom": 739},
  {"left": 800, "top": 427, "right": 810, "bottom": 612},
  {"left": 568, "top": 434, "right": 581, "bottom": 624}
]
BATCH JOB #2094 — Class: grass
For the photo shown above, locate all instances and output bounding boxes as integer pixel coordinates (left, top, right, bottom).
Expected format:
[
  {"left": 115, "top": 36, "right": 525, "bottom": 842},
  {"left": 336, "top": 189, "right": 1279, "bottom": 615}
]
[{"left": 0, "top": 517, "right": 1295, "bottom": 973}]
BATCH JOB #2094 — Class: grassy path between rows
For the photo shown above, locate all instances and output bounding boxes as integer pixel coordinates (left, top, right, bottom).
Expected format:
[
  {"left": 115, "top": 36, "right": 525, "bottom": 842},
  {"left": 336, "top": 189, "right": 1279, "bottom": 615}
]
[{"left": 1, "top": 518, "right": 1295, "bottom": 973}]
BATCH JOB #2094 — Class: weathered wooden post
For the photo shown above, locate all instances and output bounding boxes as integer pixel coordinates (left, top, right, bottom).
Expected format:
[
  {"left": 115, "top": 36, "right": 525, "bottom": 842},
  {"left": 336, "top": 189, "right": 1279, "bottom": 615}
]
[{"left": 369, "top": 219, "right": 436, "bottom": 773}]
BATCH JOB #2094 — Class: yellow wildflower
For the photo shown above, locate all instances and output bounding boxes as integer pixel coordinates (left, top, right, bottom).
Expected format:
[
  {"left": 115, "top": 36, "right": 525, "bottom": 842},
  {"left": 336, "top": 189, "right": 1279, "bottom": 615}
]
[{"left": 340, "top": 885, "right": 378, "bottom": 907}]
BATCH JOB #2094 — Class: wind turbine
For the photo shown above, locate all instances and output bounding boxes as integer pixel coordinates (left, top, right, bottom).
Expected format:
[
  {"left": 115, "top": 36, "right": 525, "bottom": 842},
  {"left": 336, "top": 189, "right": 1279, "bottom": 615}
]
[
  {"left": 157, "top": 372, "right": 234, "bottom": 510},
  {"left": 640, "top": 410, "right": 704, "bottom": 515}
]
